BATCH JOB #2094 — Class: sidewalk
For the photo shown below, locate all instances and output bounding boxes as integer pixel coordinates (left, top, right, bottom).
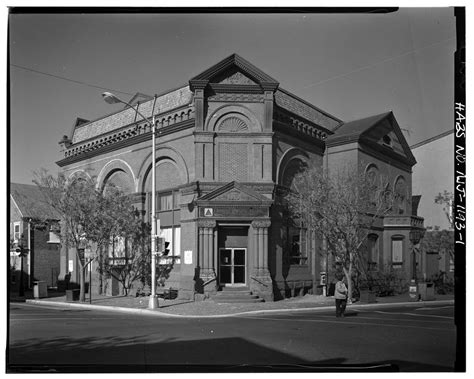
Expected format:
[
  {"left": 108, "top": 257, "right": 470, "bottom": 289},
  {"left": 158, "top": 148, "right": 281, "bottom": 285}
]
[{"left": 24, "top": 291, "right": 455, "bottom": 318}]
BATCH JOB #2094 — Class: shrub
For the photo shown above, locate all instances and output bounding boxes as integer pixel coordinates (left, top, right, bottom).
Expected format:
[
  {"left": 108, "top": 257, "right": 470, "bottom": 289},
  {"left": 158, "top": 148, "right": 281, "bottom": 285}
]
[{"left": 430, "top": 271, "right": 454, "bottom": 294}]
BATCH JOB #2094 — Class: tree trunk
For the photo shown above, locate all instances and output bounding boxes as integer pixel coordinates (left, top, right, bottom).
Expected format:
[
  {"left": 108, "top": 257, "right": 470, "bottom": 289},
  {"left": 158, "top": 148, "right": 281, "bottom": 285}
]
[
  {"left": 343, "top": 262, "right": 353, "bottom": 303},
  {"left": 79, "top": 265, "right": 86, "bottom": 302}
]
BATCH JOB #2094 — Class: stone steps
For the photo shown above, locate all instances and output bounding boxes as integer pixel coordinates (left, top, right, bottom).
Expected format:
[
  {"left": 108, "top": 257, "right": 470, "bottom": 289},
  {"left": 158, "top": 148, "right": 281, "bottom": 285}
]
[{"left": 213, "top": 286, "right": 264, "bottom": 303}]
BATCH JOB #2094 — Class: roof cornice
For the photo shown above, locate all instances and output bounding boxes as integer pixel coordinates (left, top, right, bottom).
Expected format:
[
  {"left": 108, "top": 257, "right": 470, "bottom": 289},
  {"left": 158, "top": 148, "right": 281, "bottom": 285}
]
[{"left": 56, "top": 118, "right": 195, "bottom": 167}]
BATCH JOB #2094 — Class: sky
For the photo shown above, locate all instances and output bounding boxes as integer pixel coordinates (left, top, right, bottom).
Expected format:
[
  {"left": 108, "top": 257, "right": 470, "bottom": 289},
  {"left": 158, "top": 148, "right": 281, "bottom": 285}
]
[{"left": 8, "top": 7, "right": 457, "bottom": 185}]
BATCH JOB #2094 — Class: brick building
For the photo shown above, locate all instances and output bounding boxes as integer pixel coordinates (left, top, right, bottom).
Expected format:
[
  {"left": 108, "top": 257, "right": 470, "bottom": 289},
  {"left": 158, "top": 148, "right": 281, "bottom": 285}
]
[
  {"left": 56, "top": 54, "right": 424, "bottom": 301},
  {"left": 10, "top": 183, "right": 61, "bottom": 292}
]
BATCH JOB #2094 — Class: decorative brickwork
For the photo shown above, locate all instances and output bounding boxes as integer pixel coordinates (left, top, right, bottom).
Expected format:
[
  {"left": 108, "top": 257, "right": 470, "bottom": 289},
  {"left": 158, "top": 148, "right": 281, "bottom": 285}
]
[
  {"left": 275, "top": 89, "right": 341, "bottom": 131},
  {"left": 208, "top": 93, "right": 264, "bottom": 103},
  {"left": 274, "top": 109, "right": 329, "bottom": 141},
  {"left": 143, "top": 160, "right": 183, "bottom": 192},
  {"left": 63, "top": 109, "right": 194, "bottom": 160},
  {"left": 72, "top": 86, "right": 193, "bottom": 144},
  {"left": 219, "top": 143, "right": 248, "bottom": 181}
]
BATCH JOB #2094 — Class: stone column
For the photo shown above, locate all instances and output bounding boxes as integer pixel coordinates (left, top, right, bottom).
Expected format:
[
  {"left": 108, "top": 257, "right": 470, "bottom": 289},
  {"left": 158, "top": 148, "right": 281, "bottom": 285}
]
[
  {"left": 250, "top": 220, "right": 273, "bottom": 301},
  {"left": 198, "top": 227, "right": 204, "bottom": 268},
  {"left": 263, "top": 227, "right": 268, "bottom": 269},
  {"left": 197, "top": 219, "right": 217, "bottom": 296}
]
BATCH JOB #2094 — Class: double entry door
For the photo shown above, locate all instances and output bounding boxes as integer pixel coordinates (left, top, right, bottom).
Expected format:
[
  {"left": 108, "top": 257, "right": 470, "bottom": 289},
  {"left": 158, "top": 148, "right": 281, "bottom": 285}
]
[{"left": 219, "top": 248, "right": 246, "bottom": 286}]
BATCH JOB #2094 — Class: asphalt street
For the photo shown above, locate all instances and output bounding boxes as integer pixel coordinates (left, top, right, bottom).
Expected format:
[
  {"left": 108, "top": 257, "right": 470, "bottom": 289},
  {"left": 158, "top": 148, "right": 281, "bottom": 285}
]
[{"left": 7, "top": 302, "right": 456, "bottom": 372}]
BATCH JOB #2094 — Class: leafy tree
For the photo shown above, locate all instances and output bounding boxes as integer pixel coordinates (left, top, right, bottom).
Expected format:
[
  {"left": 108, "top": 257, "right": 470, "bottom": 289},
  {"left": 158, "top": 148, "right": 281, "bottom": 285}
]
[
  {"left": 34, "top": 170, "right": 152, "bottom": 300},
  {"left": 420, "top": 229, "right": 454, "bottom": 263},
  {"left": 95, "top": 185, "right": 151, "bottom": 295},
  {"left": 422, "top": 191, "right": 454, "bottom": 275},
  {"left": 34, "top": 169, "right": 101, "bottom": 302},
  {"left": 434, "top": 190, "right": 454, "bottom": 229},
  {"left": 286, "top": 165, "right": 396, "bottom": 301}
]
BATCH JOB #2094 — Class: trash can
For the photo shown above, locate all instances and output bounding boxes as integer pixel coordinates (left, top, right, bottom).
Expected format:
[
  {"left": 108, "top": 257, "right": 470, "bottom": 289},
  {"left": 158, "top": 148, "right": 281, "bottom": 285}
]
[
  {"left": 33, "top": 281, "right": 48, "bottom": 299},
  {"left": 66, "top": 289, "right": 80, "bottom": 301},
  {"left": 418, "top": 282, "right": 435, "bottom": 301}
]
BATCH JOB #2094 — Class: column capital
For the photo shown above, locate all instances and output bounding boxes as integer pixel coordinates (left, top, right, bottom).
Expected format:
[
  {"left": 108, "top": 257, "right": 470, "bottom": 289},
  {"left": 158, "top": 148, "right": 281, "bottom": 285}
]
[
  {"left": 251, "top": 219, "right": 271, "bottom": 229},
  {"left": 198, "top": 219, "right": 216, "bottom": 229}
]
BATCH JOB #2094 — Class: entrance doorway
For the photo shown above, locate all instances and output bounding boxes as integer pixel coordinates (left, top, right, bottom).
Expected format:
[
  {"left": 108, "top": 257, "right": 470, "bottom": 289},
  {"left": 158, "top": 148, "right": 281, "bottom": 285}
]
[{"left": 219, "top": 248, "right": 246, "bottom": 286}]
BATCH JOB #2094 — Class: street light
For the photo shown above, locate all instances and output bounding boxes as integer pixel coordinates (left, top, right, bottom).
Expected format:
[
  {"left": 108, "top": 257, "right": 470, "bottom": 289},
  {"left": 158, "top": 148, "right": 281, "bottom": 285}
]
[
  {"left": 14, "top": 235, "right": 29, "bottom": 297},
  {"left": 102, "top": 91, "right": 159, "bottom": 309},
  {"left": 409, "top": 228, "right": 425, "bottom": 281}
]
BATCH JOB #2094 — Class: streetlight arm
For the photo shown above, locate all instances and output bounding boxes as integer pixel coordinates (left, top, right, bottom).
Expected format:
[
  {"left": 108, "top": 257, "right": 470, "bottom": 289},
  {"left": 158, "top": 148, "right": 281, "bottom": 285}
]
[{"left": 101, "top": 92, "right": 155, "bottom": 125}]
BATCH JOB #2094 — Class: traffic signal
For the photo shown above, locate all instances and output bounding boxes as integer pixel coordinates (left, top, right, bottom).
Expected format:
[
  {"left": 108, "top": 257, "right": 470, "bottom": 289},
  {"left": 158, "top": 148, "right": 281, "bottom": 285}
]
[
  {"left": 15, "top": 242, "right": 29, "bottom": 257},
  {"left": 156, "top": 237, "right": 164, "bottom": 253},
  {"left": 162, "top": 241, "right": 170, "bottom": 256}
]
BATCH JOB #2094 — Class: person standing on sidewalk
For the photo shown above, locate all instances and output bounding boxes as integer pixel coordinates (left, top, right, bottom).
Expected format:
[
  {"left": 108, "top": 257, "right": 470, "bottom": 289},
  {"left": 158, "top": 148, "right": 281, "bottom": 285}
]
[{"left": 334, "top": 272, "right": 348, "bottom": 317}]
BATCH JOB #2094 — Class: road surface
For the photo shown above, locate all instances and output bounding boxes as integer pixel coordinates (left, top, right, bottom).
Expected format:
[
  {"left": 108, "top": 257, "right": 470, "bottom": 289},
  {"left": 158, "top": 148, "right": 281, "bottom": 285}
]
[{"left": 7, "top": 302, "right": 456, "bottom": 372}]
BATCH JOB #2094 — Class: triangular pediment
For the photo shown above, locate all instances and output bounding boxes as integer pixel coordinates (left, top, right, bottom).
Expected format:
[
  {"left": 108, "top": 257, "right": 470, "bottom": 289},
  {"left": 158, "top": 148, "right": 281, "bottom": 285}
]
[
  {"left": 328, "top": 112, "right": 416, "bottom": 166},
  {"left": 211, "top": 67, "right": 258, "bottom": 85},
  {"left": 362, "top": 113, "right": 415, "bottom": 163},
  {"left": 189, "top": 53, "right": 279, "bottom": 91},
  {"left": 197, "top": 181, "right": 270, "bottom": 203}
]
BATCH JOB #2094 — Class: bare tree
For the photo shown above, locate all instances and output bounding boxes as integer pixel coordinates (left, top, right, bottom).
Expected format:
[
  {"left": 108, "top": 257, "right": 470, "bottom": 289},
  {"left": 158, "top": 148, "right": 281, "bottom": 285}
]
[{"left": 286, "top": 165, "right": 396, "bottom": 301}]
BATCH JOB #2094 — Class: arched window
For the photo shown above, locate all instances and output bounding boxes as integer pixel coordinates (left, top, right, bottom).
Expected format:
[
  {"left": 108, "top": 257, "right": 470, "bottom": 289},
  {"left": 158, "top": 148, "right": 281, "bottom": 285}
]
[
  {"left": 365, "top": 164, "right": 380, "bottom": 206},
  {"left": 103, "top": 169, "right": 134, "bottom": 195},
  {"left": 394, "top": 176, "right": 407, "bottom": 215},
  {"left": 282, "top": 158, "right": 307, "bottom": 190},
  {"left": 365, "top": 164, "right": 379, "bottom": 186}
]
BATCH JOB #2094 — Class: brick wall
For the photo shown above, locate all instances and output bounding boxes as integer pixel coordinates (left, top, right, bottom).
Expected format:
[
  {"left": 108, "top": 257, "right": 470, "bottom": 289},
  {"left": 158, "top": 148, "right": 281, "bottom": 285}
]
[{"left": 32, "top": 228, "right": 61, "bottom": 287}]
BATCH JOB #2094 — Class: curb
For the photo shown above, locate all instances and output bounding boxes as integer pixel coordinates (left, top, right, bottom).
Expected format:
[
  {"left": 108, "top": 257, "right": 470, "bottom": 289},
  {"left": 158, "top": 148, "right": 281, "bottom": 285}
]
[{"left": 25, "top": 299, "right": 455, "bottom": 319}]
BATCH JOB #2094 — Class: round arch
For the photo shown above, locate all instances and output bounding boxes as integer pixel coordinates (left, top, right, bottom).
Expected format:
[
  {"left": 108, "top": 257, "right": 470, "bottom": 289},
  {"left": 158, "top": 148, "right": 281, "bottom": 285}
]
[
  {"left": 137, "top": 146, "right": 189, "bottom": 193},
  {"left": 66, "top": 169, "right": 92, "bottom": 185},
  {"left": 97, "top": 158, "right": 137, "bottom": 193},
  {"left": 276, "top": 148, "right": 310, "bottom": 186},
  {"left": 206, "top": 104, "right": 262, "bottom": 133},
  {"left": 393, "top": 175, "right": 408, "bottom": 215},
  {"left": 364, "top": 163, "right": 380, "bottom": 185}
]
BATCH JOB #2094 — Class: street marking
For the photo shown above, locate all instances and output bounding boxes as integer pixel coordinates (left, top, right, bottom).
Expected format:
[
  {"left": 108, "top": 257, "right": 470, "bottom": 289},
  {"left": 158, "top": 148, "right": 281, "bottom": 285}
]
[{"left": 238, "top": 315, "right": 455, "bottom": 331}]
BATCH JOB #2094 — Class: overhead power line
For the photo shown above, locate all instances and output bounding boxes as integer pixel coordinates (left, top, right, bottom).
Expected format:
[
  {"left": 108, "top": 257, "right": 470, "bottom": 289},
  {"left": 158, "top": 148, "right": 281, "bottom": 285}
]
[
  {"left": 301, "top": 37, "right": 455, "bottom": 90},
  {"left": 10, "top": 63, "right": 135, "bottom": 97},
  {"left": 410, "top": 129, "right": 454, "bottom": 149}
]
